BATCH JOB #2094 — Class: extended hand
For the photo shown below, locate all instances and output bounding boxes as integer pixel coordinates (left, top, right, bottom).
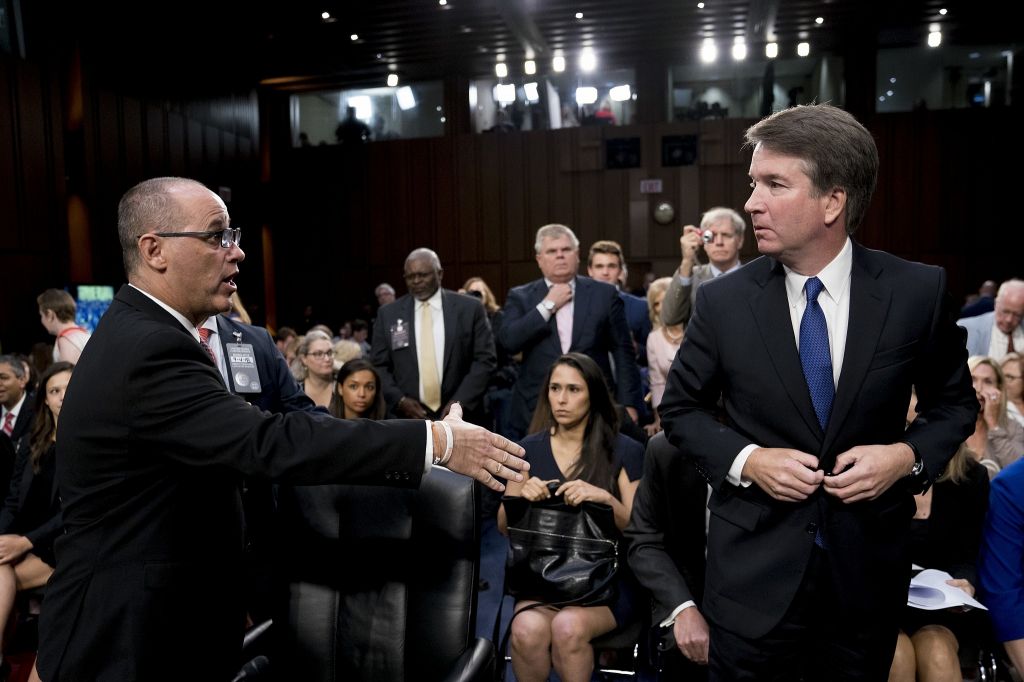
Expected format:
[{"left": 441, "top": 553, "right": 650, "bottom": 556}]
[
  {"left": 743, "top": 448, "right": 823, "bottom": 501},
  {"left": 822, "top": 443, "right": 915, "bottom": 503},
  {"left": 674, "top": 607, "right": 710, "bottom": 665},
  {"left": 442, "top": 403, "right": 528, "bottom": 491}
]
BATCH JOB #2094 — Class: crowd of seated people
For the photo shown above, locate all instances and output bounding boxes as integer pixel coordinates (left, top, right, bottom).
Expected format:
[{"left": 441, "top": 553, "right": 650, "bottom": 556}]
[{"left": 6, "top": 249, "right": 1024, "bottom": 682}]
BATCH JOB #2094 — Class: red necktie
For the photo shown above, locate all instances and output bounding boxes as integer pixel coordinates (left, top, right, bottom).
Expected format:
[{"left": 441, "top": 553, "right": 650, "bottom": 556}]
[
  {"left": 197, "top": 328, "right": 217, "bottom": 365},
  {"left": 2, "top": 411, "right": 14, "bottom": 437},
  {"left": 1009, "top": 334, "right": 1016, "bottom": 354}
]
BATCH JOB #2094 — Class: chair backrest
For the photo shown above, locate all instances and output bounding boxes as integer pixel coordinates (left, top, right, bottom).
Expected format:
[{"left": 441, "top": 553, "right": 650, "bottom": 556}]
[{"left": 277, "top": 465, "right": 480, "bottom": 682}]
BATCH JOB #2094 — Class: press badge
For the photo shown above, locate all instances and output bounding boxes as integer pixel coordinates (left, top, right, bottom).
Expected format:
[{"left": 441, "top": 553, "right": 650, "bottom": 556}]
[
  {"left": 390, "top": 319, "right": 410, "bottom": 350},
  {"left": 225, "top": 343, "right": 262, "bottom": 393}
]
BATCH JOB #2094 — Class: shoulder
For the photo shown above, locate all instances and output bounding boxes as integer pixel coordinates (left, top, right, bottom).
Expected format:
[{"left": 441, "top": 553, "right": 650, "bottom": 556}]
[
  {"left": 699, "top": 255, "right": 770, "bottom": 299},
  {"left": 443, "top": 289, "right": 483, "bottom": 313},
  {"left": 579, "top": 276, "right": 619, "bottom": 302},
  {"left": 958, "top": 311, "right": 994, "bottom": 331},
  {"left": 508, "top": 279, "right": 543, "bottom": 300}
]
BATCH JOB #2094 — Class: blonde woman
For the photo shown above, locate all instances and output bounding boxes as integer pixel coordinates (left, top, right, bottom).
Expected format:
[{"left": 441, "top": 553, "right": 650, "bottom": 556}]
[
  {"left": 293, "top": 330, "right": 336, "bottom": 408},
  {"left": 967, "top": 355, "right": 1024, "bottom": 475},
  {"left": 1000, "top": 352, "right": 1024, "bottom": 426},
  {"left": 645, "top": 277, "right": 683, "bottom": 436}
]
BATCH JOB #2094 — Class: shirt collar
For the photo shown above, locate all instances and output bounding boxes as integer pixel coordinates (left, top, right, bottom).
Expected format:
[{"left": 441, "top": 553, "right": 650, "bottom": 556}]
[
  {"left": 783, "top": 237, "right": 853, "bottom": 306},
  {"left": 544, "top": 277, "right": 576, "bottom": 292},
  {"left": 2, "top": 392, "right": 26, "bottom": 419},
  {"left": 710, "top": 261, "right": 742, "bottom": 278},
  {"left": 129, "top": 284, "right": 204, "bottom": 342},
  {"left": 416, "top": 287, "right": 443, "bottom": 309}
]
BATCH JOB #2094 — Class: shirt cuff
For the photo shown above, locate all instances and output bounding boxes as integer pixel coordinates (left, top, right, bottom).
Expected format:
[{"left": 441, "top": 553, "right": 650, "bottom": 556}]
[
  {"left": 423, "top": 421, "right": 434, "bottom": 475},
  {"left": 535, "top": 302, "right": 553, "bottom": 322},
  {"left": 676, "top": 273, "right": 692, "bottom": 286},
  {"left": 727, "top": 444, "right": 759, "bottom": 487},
  {"left": 659, "top": 600, "right": 696, "bottom": 628}
]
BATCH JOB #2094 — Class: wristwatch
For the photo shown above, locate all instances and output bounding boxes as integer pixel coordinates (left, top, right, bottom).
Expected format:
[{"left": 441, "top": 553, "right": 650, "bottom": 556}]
[
  {"left": 904, "top": 443, "right": 930, "bottom": 494},
  {"left": 542, "top": 300, "right": 556, "bottom": 312}
]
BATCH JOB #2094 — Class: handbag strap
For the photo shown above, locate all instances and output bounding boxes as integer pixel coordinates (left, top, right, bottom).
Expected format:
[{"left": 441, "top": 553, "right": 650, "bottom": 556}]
[{"left": 492, "top": 560, "right": 619, "bottom": 681}]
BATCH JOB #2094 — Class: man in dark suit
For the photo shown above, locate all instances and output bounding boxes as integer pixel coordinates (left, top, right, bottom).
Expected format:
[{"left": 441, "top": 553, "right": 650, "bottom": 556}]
[
  {"left": 586, "top": 240, "right": 652, "bottom": 367},
  {"left": 0, "top": 355, "right": 34, "bottom": 458},
  {"left": 625, "top": 432, "right": 709, "bottom": 679},
  {"left": 498, "top": 224, "right": 643, "bottom": 441},
  {"left": 660, "top": 206, "right": 747, "bottom": 328},
  {"left": 371, "top": 248, "right": 496, "bottom": 424},
  {"left": 35, "top": 177, "right": 527, "bottom": 682},
  {"left": 659, "top": 105, "right": 976, "bottom": 681}
]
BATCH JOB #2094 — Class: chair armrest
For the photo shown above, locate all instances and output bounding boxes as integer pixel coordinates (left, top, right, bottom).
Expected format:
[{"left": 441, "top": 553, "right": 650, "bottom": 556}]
[{"left": 439, "top": 637, "right": 494, "bottom": 682}]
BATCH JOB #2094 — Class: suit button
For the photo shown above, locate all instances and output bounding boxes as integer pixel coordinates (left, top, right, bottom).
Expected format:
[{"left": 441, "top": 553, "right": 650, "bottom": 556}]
[{"left": 806, "top": 522, "right": 818, "bottom": 534}]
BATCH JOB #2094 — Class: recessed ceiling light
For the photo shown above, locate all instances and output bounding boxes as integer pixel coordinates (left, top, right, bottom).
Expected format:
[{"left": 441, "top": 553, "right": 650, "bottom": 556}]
[
  {"left": 552, "top": 55, "right": 566, "bottom": 72},
  {"left": 321, "top": 11, "right": 330, "bottom": 20},
  {"left": 939, "top": 7, "right": 947, "bottom": 14},
  {"left": 765, "top": 42, "right": 778, "bottom": 59},
  {"left": 815, "top": 16, "right": 824, "bottom": 25},
  {"left": 387, "top": 74, "right": 399, "bottom": 87},
  {"left": 886, "top": 90, "right": 893, "bottom": 96},
  {"left": 439, "top": 0, "right": 447, "bottom": 4},
  {"left": 879, "top": 96, "right": 886, "bottom": 102},
  {"left": 928, "top": 31, "right": 941, "bottom": 47},
  {"left": 969, "top": 51, "right": 980, "bottom": 59},
  {"left": 700, "top": 38, "right": 717, "bottom": 63},
  {"left": 350, "top": 34, "right": 359, "bottom": 41},
  {"left": 697, "top": 2, "right": 704, "bottom": 8},
  {"left": 524, "top": 60, "right": 536, "bottom": 75},
  {"left": 575, "top": 12, "right": 583, "bottom": 19},
  {"left": 732, "top": 38, "right": 747, "bottom": 61},
  {"left": 579, "top": 47, "right": 597, "bottom": 72},
  {"left": 495, "top": 62, "right": 508, "bottom": 78},
  {"left": 890, "top": 77, "right": 896, "bottom": 83},
  {"left": 797, "top": 42, "right": 810, "bottom": 57}
]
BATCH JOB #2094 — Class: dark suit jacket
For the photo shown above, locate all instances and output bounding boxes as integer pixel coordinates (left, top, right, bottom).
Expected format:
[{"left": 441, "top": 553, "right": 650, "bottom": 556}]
[
  {"left": 0, "top": 441, "right": 60, "bottom": 558},
  {"left": 37, "top": 285, "right": 427, "bottom": 682},
  {"left": 625, "top": 432, "right": 707, "bottom": 625},
  {"left": 371, "top": 289, "right": 496, "bottom": 418},
  {"left": 620, "top": 290, "right": 652, "bottom": 367},
  {"left": 6, "top": 394, "right": 35, "bottom": 456},
  {"left": 499, "top": 276, "right": 643, "bottom": 439},
  {"left": 659, "top": 243, "right": 976, "bottom": 640}
]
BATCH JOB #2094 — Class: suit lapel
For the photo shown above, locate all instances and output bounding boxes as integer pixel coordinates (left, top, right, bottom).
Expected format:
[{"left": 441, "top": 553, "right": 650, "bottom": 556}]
[
  {"left": 749, "top": 260, "right": 823, "bottom": 439},
  {"left": 822, "top": 245, "right": 890, "bottom": 456},
  {"left": 403, "top": 296, "right": 420, "bottom": 385},
  {"left": 440, "top": 290, "right": 456, "bottom": 382}
]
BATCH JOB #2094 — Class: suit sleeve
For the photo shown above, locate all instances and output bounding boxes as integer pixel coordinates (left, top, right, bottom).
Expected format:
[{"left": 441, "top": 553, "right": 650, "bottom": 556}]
[
  {"left": 659, "top": 285, "right": 753, "bottom": 489},
  {"left": 370, "top": 311, "right": 407, "bottom": 411},
  {"left": 626, "top": 446, "right": 697, "bottom": 622},
  {"left": 608, "top": 293, "right": 644, "bottom": 410},
  {"left": 450, "top": 301, "right": 497, "bottom": 410},
  {"left": 497, "top": 286, "right": 552, "bottom": 355},
  {"left": 904, "top": 268, "right": 978, "bottom": 484},
  {"left": 661, "top": 275, "right": 694, "bottom": 328}
]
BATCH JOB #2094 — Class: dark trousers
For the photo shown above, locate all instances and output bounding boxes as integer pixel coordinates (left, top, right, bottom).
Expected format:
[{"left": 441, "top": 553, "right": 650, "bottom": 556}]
[{"left": 708, "top": 547, "right": 899, "bottom": 682}]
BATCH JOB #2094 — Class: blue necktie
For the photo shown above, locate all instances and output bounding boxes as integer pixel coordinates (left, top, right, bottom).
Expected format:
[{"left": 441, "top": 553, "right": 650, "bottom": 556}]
[{"left": 800, "top": 277, "right": 834, "bottom": 430}]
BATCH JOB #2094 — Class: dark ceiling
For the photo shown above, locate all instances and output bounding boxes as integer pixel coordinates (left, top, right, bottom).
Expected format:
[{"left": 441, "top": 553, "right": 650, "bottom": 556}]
[{"left": 28, "top": 0, "right": 1018, "bottom": 94}]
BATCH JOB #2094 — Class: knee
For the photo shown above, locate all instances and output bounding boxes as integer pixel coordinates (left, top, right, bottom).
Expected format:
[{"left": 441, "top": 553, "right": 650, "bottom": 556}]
[
  {"left": 913, "top": 626, "right": 959, "bottom": 669},
  {"left": 550, "top": 611, "right": 590, "bottom": 651},
  {"left": 889, "top": 632, "right": 916, "bottom": 681},
  {"left": 510, "top": 613, "right": 551, "bottom": 653}
]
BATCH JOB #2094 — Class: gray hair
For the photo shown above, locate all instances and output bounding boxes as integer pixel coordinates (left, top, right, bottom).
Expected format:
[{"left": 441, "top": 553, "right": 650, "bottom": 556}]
[
  {"left": 405, "top": 248, "right": 442, "bottom": 272},
  {"left": 0, "top": 355, "right": 26, "bottom": 380},
  {"left": 375, "top": 282, "right": 395, "bottom": 296},
  {"left": 700, "top": 207, "right": 747, "bottom": 238},
  {"left": 534, "top": 224, "right": 579, "bottom": 254},
  {"left": 291, "top": 330, "right": 333, "bottom": 381},
  {"left": 744, "top": 104, "right": 878, "bottom": 234},
  {"left": 997, "top": 279, "right": 1024, "bottom": 302},
  {"left": 117, "top": 177, "right": 204, "bottom": 276}
]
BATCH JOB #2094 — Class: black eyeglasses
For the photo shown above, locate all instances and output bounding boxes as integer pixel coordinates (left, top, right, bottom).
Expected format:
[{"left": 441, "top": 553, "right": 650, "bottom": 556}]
[{"left": 152, "top": 228, "right": 242, "bottom": 249}]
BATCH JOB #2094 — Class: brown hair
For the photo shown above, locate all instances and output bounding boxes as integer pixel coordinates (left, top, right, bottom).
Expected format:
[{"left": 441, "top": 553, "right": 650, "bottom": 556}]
[{"left": 37, "top": 289, "right": 78, "bottom": 323}]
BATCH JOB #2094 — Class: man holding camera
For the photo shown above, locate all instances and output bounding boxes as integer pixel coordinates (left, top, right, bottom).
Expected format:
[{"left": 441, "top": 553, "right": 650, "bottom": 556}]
[{"left": 660, "top": 207, "right": 748, "bottom": 327}]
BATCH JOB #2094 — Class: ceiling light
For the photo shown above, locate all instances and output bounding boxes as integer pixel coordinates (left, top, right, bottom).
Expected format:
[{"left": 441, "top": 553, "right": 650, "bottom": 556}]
[
  {"left": 797, "top": 42, "right": 810, "bottom": 57},
  {"left": 969, "top": 51, "right": 981, "bottom": 59},
  {"left": 697, "top": 2, "right": 704, "bottom": 7},
  {"left": 700, "top": 38, "right": 717, "bottom": 63},
  {"left": 890, "top": 77, "right": 896, "bottom": 83},
  {"left": 928, "top": 31, "right": 941, "bottom": 47},
  {"left": 396, "top": 87, "right": 417, "bottom": 110},
  {"left": 766, "top": 42, "right": 778, "bottom": 59},
  {"left": 495, "top": 62, "right": 508, "bottom": 78},
  {"left": 579, "top": 48, "right": 597, "bottom": 72},
  {"left": 929, "top": 23, "right": 941, "bottom": 32},
  {"left": 609, "top": 85, "right": 631, "bottom": 102},
  {"left": 350, "top": 34, "right": 359, "bottom": 41},
  {"left": 321, "top": 11, "right": 330, "bottom": 20},
  {"left": 387, "top": 74, "right": 399, "bottom": 87},
  {"left": 575, "top": 12, "right": 583, "bottom": 19},
  {"left": 494, "top": 84, "right": 517, "bottom": 104},
  {"left": 879, "top": 96, "right": 886, "bottom": 102},
  {"left": 575, "top": 87, "right": 598, "bottom": 105},
  {"left": 732, "top": 38, "right": 747, "bottom": 61},
  {"left": 815, "top": 16, "right": 824, "bottom": 25},
  {"left": 887, "top": 90, "right": 894, "bottom": 96},
  {"left": 524, "top": 60, "right": 536, "bottom": 75},
  {"left": 553, "top": 55, "right": 566, "bottom": 72},
  {"left": 524, "top": 82, "right": 540, "bottom": 102},
  {"left": 939, "top": 7, "right": 947, "bottom": 14}
]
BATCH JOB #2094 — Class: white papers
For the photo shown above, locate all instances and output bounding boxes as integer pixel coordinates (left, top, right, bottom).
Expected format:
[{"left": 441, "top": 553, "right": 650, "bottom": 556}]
[{"left": 907, "top": 569, "right": 988, "bottom": 611}]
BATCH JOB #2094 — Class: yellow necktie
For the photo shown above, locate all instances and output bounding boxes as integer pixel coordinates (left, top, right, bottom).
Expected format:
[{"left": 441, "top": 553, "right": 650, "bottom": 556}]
[{"left": 419, "top": 302, "right": 441, "bottom": 411}]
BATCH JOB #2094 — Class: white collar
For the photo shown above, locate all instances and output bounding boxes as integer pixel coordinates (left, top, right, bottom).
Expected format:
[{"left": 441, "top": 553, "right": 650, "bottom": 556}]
[
  {"left": 783, "top": 238, "right": 853, "bottom": 305},
  {"left": 129, "top": 284, "right": 204, "bottom": 343},
  {"left": 415, "top": 288, "right": 443, "bottom": 309}
]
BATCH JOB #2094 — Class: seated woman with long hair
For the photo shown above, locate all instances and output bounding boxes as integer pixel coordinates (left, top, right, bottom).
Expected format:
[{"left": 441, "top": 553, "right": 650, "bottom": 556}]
[
  {"left": 498, "top": 353, "right": 643, "bottom": 682},
  {"left": 0, "top": 362, "right": 72, "bottom": 656},
  {"left": 967, "top": 355, "right": 1024, "bottom": 476},
  {"left": 328, "top": 359, "right": 386, "bottom": 420},
  {"left": 293, "top": 330, "right": 336, "bottom": 408}
]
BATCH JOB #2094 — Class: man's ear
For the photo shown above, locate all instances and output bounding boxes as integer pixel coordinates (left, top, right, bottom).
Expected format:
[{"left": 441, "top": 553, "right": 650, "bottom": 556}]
[
  {"left": 137, "top": 234, "right": 169, "bottom": 272},
  {"left": 823, "top": 187, "right": 847, "bottom": 227}
]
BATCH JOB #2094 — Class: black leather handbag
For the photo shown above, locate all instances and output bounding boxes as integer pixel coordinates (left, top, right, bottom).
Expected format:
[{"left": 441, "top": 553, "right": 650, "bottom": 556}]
[{"left": 502, "top": 486, "right": 620, "bottom": 607}]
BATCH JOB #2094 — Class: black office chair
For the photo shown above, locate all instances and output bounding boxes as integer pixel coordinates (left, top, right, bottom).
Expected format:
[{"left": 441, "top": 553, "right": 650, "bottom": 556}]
[{"left": 274, "top": 465, "right": 494, "bottom": 682}]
